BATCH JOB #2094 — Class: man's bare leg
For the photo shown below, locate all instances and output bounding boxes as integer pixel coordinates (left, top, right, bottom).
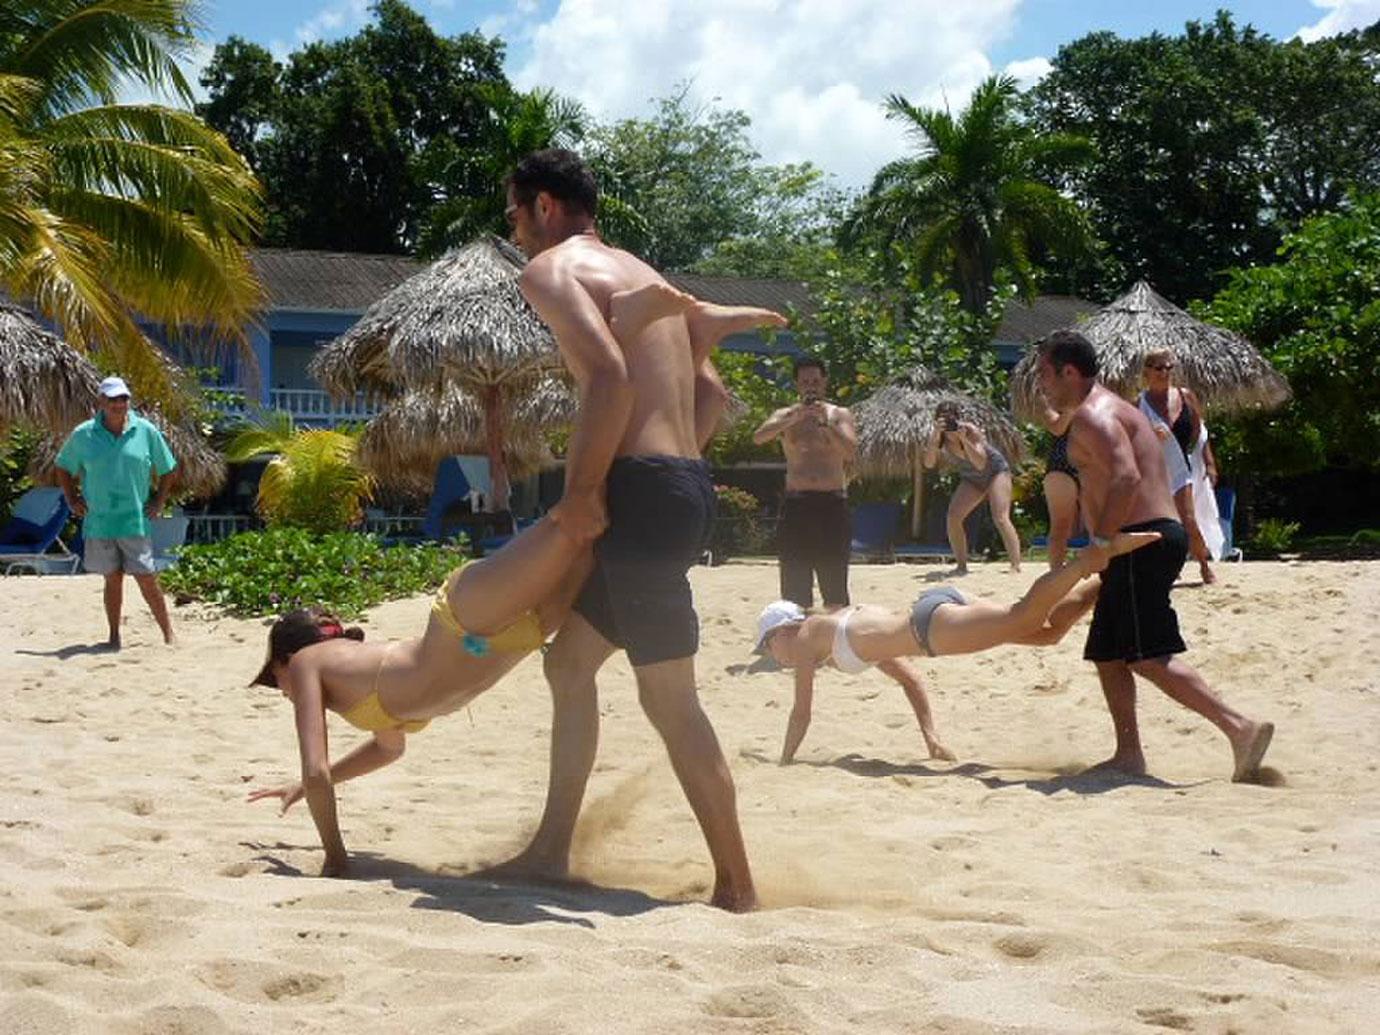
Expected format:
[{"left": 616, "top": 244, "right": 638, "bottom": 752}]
[
  {"left": 132, "top": 573, "right": 175, "bottom": 644},
  {"left": 635, "top": 656, "right": 757, "bottom": 911},
  {"left": 103, "top": 572, "right": 123, "bottom": 648},
  {"left": 488, "top": 614, "right": 613, "bottom": 879},
  {"left": 1089, "top": 661, "right": 1148, "bottom": 775},
  {"left": 877, "top": 658, "right": 954, "bottom": 761},
  {"left": 1129, "top": 657, "right": 1273, "bottom": 781}
]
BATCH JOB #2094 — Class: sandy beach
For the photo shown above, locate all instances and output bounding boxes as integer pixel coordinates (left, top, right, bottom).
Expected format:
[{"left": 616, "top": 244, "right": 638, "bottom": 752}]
[{"left": 2, "top": 559, "right": 1378, "bottom": 1034}]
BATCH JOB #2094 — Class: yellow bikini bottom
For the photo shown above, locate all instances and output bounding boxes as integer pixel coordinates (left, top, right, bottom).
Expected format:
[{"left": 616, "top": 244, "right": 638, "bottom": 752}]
[
  {"left": 432, "top": 570, "right": 547, "bottom": 656},
  {"left": 340, "top": 691, "right": 430, "bottom": 734}
]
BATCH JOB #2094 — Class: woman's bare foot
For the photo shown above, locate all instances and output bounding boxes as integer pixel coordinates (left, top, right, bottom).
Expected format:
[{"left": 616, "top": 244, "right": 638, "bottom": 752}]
[
  {"left": 687, "top": 302, "right": 788, "bottom": 359},
  {"left": 1200, "top": 559, "right": 1217, "bottom": 585},
  {"left": 927, "top": 741, "right": 957, "bottom": 763},
  {"left": 609, "top": 282, "right": 697, "bottom": 340},
  {"left": 1230, "top": 720, "right": 1273, "bottom": 782}
]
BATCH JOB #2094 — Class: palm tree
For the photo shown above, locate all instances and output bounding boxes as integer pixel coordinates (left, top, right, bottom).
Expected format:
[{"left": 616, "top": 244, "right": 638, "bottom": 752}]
[
  {"left": 0, "top": 1, "right": 263, "bottom": 411},
  {"left": 417, "top": 86, "right": 588, "bottom": 258},
  {"left": 225, "top": 411, "right": 374, "bottom": 533},
  {"left": 845, "top": 75, "right": 1095, "bottom": 313}
]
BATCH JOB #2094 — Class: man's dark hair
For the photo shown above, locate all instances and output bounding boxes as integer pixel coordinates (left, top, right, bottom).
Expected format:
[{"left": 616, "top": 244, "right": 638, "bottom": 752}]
[
  {"left": 1038, "top": 330, "right": 1098, "bottom": 378},
  {"left": 793, "top": 355, "right": 826, "bottom": 377},
  {"left": 507, "top": 148, "right": 598, "bottom": 217}
]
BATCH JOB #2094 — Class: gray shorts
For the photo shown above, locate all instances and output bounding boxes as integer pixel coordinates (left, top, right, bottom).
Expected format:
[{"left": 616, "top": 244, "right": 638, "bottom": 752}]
[
  {"left": 84, "top": 536, "right": 156, "bottom": 576},
  {"left": 910, "top": 586, "right": 966, "bottom": 656}
]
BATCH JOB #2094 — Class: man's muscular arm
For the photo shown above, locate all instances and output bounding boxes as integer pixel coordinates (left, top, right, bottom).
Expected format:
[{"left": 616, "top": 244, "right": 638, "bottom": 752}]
[
  {"left": 754, "top": 405, "right": 802, "bottom": 445},
  {"left": 1070, "top": 410, "right": 1141, "bottom": 537},
  {"left": 519, "top": 257, "right": 633, "bottom": 543},
  {"left": 824, "top": 405, "right": 857, "bottom": 462}
]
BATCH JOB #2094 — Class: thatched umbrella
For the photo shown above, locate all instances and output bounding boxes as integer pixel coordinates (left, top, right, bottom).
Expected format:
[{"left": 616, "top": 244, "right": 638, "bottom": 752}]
[
  {"left": 0, "top": 303, "right": 101, "bottom": 434},
  {"left": 310, "top": 236, "right": 560, "bottom": 510},
  {"left": 356, "top": 376, "right": 575, "bottom": 493},
  {"left": 1009, "top": 280, "right": 1291, "bottom": 421},
  {"left": 29, "top": 408, "right": 227, "bottom": 501},
  {"left": 855, "top": 366, "right": 1027, "bottom": 537}
]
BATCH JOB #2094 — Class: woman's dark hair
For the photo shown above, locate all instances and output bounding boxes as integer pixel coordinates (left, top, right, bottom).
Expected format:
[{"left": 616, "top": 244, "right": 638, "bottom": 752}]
[
  {"left": 506, "top": 148, "right": 598, "bottom": 217},
  {"left": 250, "top": 607, "right": 364, "bottom": 687},
  {"left": 1038, "top": 330, "right": 1099, "bottom": 377}
]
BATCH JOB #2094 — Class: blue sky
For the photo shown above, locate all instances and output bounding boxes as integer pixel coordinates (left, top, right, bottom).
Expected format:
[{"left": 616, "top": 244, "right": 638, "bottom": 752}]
[{"left": 186, "top": 1, "right": 1380, "bottom": 183}]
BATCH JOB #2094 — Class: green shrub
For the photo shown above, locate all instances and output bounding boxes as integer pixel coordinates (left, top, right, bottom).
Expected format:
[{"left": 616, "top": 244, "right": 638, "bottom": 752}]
[
  {"left": 711, "top": 484, "right": 769, "bottom": 559},
  {"left": 162, "top": 527, "right": 466, "bottom": 618},
  {"left": 1, "top": 426, "right": 38, "bottom": 516},
  {"left": 1248, "top": 518, "right": 1301, "bottom": 557}
]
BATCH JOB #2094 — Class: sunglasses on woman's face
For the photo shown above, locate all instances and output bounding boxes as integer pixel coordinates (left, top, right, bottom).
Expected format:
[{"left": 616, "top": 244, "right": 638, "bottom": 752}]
[{"left": 1146, "top": 362, "right": 1175, "bottom": 371}]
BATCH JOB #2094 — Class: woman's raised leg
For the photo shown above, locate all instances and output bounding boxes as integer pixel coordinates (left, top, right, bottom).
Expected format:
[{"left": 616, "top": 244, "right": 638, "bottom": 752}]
[{"left": 1043, "top": 470, "right": 1078, "bottom": 569}]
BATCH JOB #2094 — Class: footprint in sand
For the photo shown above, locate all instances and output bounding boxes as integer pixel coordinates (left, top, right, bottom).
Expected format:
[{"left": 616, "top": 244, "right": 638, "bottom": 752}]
[
  {"left": 994, "top": 931, "right": 1047, "bottom": 960},
  {"left": 704, "top": 986, "right": 799, "bottom": 1022},
  {"left": 1136, "top": 1005, "right": 1193, "bottom": 1030}
]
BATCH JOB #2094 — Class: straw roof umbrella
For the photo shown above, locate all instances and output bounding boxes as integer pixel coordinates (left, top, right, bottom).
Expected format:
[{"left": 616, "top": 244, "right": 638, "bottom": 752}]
[
  {"left": 356, "top": 377, "right": 575, "bottom": 494},
  {"left": 1009, "top": 280, "right": 1291, "bottom": 421},
  {"left": 29, "top": 407, "right": 227, "bottom": 500},
  {"left": 0, "top": 303, "right": 101, "bottom": 435},
  {"left": 310, "top": 236, "right": 560, "bottom": 510},
  {"left": 856, "top": 366, "right": 1027, "bottom": 537}
]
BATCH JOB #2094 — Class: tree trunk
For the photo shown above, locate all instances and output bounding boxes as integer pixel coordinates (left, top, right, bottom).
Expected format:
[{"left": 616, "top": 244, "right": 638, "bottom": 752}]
[
  {"left": 483, "top": 385, "right": 510, "bottom": 514},
  {"left": 911, "top": 445, "right": 925, "bottom": 539}
]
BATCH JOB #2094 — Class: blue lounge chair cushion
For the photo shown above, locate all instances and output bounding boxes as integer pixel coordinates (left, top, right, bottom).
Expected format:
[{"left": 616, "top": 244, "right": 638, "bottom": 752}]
[{"left": 0, "top": 516, "right": 44, "bottom": 547}]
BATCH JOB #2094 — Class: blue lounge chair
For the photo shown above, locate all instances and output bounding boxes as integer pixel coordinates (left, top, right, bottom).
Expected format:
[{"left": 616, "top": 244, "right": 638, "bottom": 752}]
[
  {"left": 850, "top": 502, "right": 902, "bottom": 563},
  {"left": 0, "top": 487, "right": 80, "bottom": 575},
  {"left": 148, "top": 514, "right": 190, "bottom": 572},
  {"left": 1215, "top": 486, "right": 1244, "bottom": 561}
]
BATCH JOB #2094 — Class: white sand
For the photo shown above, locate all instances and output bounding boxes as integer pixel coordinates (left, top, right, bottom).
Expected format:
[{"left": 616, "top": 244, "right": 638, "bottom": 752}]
[{"left": 2, "top": 559, "right": 1378, "bottom": 1034}]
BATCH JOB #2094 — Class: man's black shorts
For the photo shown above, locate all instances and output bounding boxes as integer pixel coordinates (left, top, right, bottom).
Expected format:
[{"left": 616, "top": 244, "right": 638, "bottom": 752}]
[
  {"left": 573, "top": 455, "right": 714, "bottom": 667},
  {"left": 777, "top": 490, "right": 851, "bottom": 609},
  {"left": 1084, "top": 518, "right": 1188, "bottom": 663}
]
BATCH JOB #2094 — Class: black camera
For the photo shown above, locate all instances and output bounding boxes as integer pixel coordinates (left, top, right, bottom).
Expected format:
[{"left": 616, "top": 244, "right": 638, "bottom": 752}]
[{"left": 944, "top": 417, "right": 959, "bottom": 432}]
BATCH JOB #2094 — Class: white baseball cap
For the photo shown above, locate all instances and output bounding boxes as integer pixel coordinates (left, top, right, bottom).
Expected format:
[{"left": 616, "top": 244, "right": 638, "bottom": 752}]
[
  {"left": 98, "top": 375, "right": 131, "bottom": 398},
  {"left": 755, "top": 599, "right": 806, "bottom": 653}
]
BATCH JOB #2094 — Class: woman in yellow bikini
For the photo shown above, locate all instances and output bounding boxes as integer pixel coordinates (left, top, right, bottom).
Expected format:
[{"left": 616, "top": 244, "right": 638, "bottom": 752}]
[{"left": 246, "top": 284, "right": 789, "bottom": 876}]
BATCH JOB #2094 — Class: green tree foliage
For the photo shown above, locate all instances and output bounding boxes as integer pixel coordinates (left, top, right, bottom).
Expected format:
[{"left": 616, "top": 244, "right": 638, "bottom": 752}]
[
  {"left": 843, "top": 75, "right": 1095, "bottom": 314},
  {"left": 225, "top": 411, "right": 375, "bottom": 532},
  {"left": 1198, "top": 194, "right": 1380, "bottom": 476},
  {"left": 588, "top": 87, "right": 843, "bottom": 274},
  {"left": 198, "top": 0, "right": 512, "bottom": 253},
  {"left": 1027, "top": 13, "right": 1380, "bottom": 304},
  {"left": 0, "top": 0, "right": 264, "bottom": 408}
]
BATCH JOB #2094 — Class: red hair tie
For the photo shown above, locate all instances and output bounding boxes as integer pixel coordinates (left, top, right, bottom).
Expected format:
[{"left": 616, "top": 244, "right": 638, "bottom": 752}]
[{"left": 319, "top": 621, "right": 344, "bottom": 638}]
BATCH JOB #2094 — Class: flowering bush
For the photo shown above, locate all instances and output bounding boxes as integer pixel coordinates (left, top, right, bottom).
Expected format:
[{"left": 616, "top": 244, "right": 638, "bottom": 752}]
[{"left": 710, "top": 484, "right": 769, "bottom": 560}]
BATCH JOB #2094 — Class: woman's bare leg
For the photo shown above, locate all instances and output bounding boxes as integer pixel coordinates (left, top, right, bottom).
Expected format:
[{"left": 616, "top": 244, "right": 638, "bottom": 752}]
[
  {"left": 926, "top": 532, "right": 1161, "bottom": 656},
  {"left": 986, "top": 471, "right": 1022, "bottom": 572},
  {"left": 1043, "top": 470, "right": 1078, "bottom": 569},
  {"left": 449, "top": 518, "right": 586, "bottom": 636},
  {"left": 946, "top": 481, "right": 985, "bottom": 573}
]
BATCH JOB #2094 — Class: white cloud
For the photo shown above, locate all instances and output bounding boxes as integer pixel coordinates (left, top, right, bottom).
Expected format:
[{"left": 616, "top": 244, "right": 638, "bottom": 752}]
[
  {"left": 1003, "top": 55, "right": 1051, "bottom": 90},
  {"left": 293, "top": 0, "right": 372, "bottom": 46},
  {"left": 513, "top": 0, "right": 1023, "bottom": 186},
  {"left": 1296, "top": 0, "right": 1380, "bottom": 42}
]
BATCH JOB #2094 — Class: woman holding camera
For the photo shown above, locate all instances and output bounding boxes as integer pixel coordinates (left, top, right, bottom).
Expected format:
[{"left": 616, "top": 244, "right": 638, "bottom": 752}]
[{"left": 922, "top": 402, "right": 1021, "bottom": 574}]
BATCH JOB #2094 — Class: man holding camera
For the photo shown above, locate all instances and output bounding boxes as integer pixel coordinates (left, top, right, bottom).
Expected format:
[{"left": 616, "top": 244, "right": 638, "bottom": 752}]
[{"left": 753, "top": 356, "right": 858, "bottom": 610}]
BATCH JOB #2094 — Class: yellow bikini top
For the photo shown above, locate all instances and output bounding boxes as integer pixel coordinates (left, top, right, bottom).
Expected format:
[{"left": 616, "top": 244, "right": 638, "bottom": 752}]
[{"left": 336, "top": 643, "right": 430, "bottom": 734}]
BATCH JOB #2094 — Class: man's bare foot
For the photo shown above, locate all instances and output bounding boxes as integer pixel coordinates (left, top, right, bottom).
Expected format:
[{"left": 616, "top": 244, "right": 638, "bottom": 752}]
[
  {"left": 952, "top": 564, "right": 969, "bottom": 577},
  {"left": 686, "top": 302, "right": 788, "bottom": 355},
  {"left": 1200, "top": 560, "right": 1217, "bottom": 585},
  {"left": 1230, "top": 720, "right": 1273, "bottom": 782},
  {"left": 105, "top": 634, "right": 121, "bottom": 651},
  {"left": 1082, "top": 753, "right": 1148, "bottom": 778},
  {"left": 710, "top": 882, "right": 759, "bottom": 913},
  {"left": 473, "top": 848, "right": 570, "bottom": 885},
  {"left": 609, "top": 282, "right": 696, "bottom": 340}
]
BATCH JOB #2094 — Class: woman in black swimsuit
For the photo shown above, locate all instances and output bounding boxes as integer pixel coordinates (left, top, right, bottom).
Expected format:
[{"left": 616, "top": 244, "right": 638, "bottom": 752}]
[{"left": 1040, "top": 403, "right": 1081, "bottom": 568}]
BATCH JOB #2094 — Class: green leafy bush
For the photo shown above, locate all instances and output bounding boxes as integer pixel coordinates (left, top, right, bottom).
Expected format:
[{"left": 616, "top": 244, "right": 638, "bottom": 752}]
[
  {"left": 162, "top": 527, "right": 466, "bottom": 617},
  {"left": 710, "top": 484, "right": 769, "bottom": 560},
  {"left": 1248, "top": 518, "right": 1300, "bottom": 557},
  {"left": 0, "top": 427, "right": 38, "bottom": 516}
]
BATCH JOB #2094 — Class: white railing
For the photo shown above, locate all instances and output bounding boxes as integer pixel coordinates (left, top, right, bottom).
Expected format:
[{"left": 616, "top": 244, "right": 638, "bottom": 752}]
[
  {"left": 186, "top": 513, "right": 257, "bottom": 544},
  {"left": 213, "top": 388, "right": 378, "bottom": 427}
]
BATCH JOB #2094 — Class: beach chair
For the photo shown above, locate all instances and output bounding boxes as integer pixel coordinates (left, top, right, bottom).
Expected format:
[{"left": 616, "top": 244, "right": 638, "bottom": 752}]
[
  {"left": 1215, "top": 486, "right": 1244, "bottom": 561},
  {"left": 0, "top": 487, "right": 80, "bottom": 575},
  {"left": 148, "top": 514, "right": 190, "bottom": 572},
  {"left": 850, "top": 502, "right": 901, "bottom": 563}
]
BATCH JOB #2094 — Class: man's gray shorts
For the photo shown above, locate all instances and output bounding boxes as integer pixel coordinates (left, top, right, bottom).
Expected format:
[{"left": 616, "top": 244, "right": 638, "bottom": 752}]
[{"left": 84, "top": 536, "right": 156, "bottom": 576}]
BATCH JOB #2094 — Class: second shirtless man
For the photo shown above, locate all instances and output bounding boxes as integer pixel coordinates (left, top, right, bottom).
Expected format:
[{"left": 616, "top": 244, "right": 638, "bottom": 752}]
[
  {"left": 496, "top": 149, "right": 783, "bottom": 911},
  {"left": 753, "top": 357, "right": 858, "bottom": 611}
]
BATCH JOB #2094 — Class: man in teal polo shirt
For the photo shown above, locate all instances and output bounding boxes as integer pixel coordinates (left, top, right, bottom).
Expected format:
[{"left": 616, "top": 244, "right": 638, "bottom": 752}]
[{"left": 56, "top": 376, "right": 179, "bottom": 648}]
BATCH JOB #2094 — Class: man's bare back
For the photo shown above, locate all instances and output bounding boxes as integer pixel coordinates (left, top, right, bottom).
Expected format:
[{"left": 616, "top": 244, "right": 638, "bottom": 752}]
[
  {"left": 525, "top": 235, "right": 700, "bottom": 461},
  {"left": 1068, "top": 384, "right": 1178, "bottom": 532}
]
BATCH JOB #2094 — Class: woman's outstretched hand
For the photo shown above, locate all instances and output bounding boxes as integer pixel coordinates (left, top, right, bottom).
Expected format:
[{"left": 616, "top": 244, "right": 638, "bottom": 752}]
[{"left": 248, "top": 781, "right": 304, "bottom": 816}]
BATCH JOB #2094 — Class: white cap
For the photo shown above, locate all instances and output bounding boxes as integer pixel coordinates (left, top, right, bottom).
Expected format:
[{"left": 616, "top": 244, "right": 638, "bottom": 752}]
[
  {"left": 755, "top": 599, "right": 806, "bottom": 653},
  {"left": 98, "top": 375, "right": 131, "bottom": 399}
]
